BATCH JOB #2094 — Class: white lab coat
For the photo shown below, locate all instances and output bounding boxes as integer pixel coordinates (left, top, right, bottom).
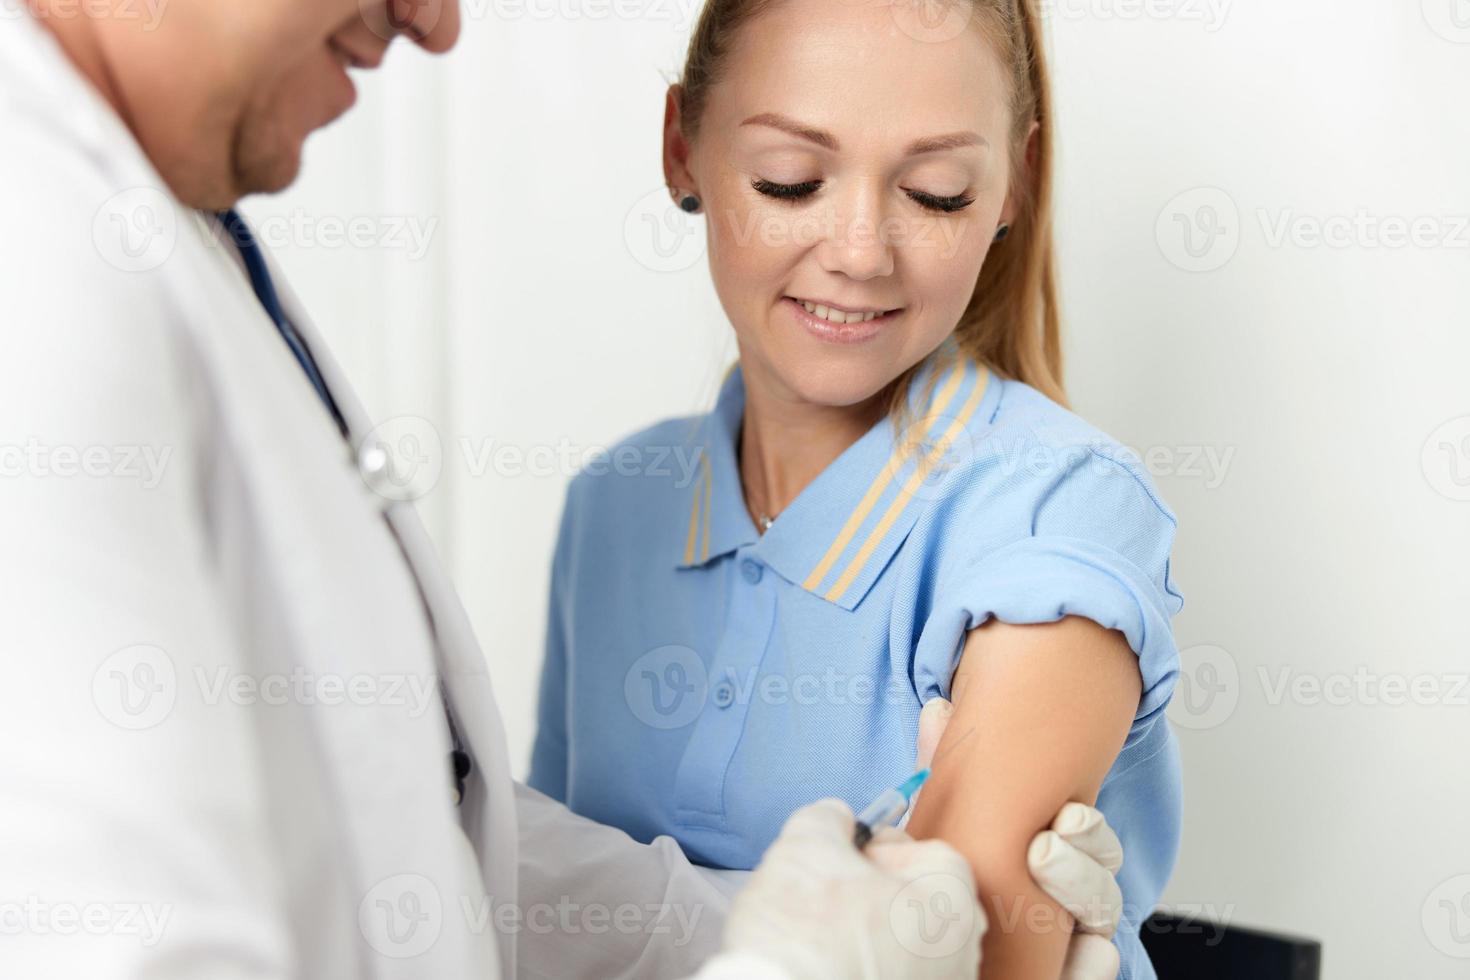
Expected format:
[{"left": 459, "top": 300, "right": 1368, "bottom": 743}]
[{"left": 0, "top": 14, "right": 741, "bottom": 980}]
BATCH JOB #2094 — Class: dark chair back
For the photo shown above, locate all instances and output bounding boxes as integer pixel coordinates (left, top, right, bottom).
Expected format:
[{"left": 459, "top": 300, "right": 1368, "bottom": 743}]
[{"left": 1141, "top": 911, "right": 1322, "bottom": 980}]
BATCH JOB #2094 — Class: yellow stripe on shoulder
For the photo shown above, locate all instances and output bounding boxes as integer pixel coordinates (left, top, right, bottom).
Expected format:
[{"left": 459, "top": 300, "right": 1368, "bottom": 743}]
[
  {"left": 683, "top": 449, "right": 704, "bottom": 565},
  {"left": 700, "top": 452, "right": 713, "bottom": 563},
  {"left": 821, "top": 366, "right": 990, "bottom": 603},
  {"left": 801, "top": 360, "right": 969, "bottom": 593}
]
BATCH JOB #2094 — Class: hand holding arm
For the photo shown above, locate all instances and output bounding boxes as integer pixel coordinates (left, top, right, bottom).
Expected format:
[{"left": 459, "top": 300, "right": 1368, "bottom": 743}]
[
  {"left": 691, "top": 666, "right": 1135, "bottom": 980},
  {"left": 917, "top": 698, "right": 1127, "bottom": 980},
  {"left": 906, "top": 617, "right": 1140, "bottom": 979}
]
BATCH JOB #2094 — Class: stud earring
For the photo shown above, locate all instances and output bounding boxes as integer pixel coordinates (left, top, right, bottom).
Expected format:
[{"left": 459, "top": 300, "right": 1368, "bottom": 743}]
[
  {"left": 678, "top": 193, "right": 703, "bottom": 214},
  {"left": 994, "top": 223, "right": 1011, "bottom": 242}
]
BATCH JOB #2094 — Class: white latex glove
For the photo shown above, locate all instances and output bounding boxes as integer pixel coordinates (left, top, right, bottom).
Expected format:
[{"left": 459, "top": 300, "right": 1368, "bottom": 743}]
[
  {"left": 700, "top": 798, "right": 985, "bottom": 980},
  {"left": 918, "top": 697, "right": 1126, "bottom": 980}
]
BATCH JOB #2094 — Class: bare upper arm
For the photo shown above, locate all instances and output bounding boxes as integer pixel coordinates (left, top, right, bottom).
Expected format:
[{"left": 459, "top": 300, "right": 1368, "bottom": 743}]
[{"left": 905, "top": 616, "right": 1141, "bottom": 979}]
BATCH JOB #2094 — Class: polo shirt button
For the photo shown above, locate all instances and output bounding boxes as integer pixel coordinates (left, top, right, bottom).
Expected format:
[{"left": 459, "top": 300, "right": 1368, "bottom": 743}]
[
  {"left": 713, "top": 681, "right": 736, "bottom": 708},
  {"left": 741, "top": 559, "right": 763, "bottom": 585}
]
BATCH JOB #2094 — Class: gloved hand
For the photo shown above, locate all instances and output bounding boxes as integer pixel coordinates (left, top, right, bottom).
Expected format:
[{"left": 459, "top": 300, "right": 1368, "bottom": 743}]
[
  {"left": 701, "top": 798, "right": 985, "bottom": 980},
  {"left": 918, "top": 697, "right": 1126, "bottom": 980}
]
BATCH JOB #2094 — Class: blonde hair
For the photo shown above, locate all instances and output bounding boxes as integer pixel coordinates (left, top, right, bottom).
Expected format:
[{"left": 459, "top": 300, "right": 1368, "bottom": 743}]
[{"left": 677, "top": 0, "right": 1067, "bottom": 410}]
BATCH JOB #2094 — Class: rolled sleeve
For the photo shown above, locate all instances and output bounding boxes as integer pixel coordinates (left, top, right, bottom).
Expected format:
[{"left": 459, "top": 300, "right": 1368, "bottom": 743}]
[{"left": 913, "top": 449, "right": 1184, "bottom": 737}]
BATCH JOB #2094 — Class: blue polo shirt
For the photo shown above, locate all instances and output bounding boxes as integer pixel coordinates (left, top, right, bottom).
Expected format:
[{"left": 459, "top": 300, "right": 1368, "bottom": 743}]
[{"left": 529, "top": 354, "right": 1184, "bottom": 980}]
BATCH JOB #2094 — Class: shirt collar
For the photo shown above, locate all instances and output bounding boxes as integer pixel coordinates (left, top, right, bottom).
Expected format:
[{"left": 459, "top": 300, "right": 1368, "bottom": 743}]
[
  {"left": 677, "top": 367, "right": 760, "bottom": 568},
  {"left": 675, "top": 349, "right": 998, "bottom": 610}
]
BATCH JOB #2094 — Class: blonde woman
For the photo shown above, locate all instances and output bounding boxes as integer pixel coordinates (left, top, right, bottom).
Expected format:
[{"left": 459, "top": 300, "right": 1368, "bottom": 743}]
[{"left": 530, "top": 1, "right": 1183, "bottom": 977}]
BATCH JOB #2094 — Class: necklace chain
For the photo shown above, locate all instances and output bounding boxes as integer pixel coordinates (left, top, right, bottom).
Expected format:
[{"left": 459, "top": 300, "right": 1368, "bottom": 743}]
[
  {"left": 738, "top": 432, "right": 779, "bottom": 533},
  {"left": 744, "top": 481, "right": 779, "bottom": 533}
]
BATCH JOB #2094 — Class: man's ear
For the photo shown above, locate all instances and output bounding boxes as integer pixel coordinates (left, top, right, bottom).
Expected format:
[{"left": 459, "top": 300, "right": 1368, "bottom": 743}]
[
  {"left": 662, "top": 84, "right": 698, "bottom": 203},
  {"left": 999, "top": 119, "right": 1041, "bottom": 227}
]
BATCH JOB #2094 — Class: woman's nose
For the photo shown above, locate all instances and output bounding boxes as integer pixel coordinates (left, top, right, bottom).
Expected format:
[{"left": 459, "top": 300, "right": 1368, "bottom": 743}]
[{"left": 814, "top": 186, "right": 896, "bottom": 282}]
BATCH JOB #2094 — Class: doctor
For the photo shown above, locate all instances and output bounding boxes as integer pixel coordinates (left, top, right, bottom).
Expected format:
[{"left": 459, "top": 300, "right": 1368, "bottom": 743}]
[{"left": 0, "top": 0, "right": 1130, "bottom": 977}]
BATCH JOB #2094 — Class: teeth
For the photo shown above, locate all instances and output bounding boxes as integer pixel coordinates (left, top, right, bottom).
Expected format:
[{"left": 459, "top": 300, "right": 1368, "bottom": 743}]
[{"left": 799, "top": 299, "right": 885, "bottom": 325}]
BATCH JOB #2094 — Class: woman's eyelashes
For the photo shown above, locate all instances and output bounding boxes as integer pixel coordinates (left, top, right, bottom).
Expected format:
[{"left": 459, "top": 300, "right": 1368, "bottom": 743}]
[
  {"left": 904, "top": 189, "right": 977, "bottom": 214},
  {"left": 749, "top": 177, "right": 975, "bottom": 213},
  {"left": 751, "top": 177, "right": 823, "bottom": 200}
]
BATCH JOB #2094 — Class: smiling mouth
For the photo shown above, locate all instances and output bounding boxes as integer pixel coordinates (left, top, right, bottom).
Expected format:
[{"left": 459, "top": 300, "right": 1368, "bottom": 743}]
[
  {"left": 785, "top": 296, "right": 904, "bottom": 325},
  {"left": 783, "top": 296, "right": 903, "bottom": 345}
]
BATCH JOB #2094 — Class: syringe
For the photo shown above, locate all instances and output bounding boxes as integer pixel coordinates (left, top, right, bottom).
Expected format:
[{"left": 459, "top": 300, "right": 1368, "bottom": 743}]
[{"left": 852, "top": 768, "right": 931, "bottom": 850}]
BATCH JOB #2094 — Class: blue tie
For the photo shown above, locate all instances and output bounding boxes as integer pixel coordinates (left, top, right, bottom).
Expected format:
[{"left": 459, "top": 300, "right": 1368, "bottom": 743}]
[{"left": 219, "top": 210, "right": 348, "bottom": 437}]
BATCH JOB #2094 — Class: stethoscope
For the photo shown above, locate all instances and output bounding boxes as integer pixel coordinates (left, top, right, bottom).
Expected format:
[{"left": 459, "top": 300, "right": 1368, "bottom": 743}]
[
  {"left": 361, "top": 448, "right": 475, "bottom": 806},
  {"left": 221, "top": 208, "right": 473, "bottom": 807}
]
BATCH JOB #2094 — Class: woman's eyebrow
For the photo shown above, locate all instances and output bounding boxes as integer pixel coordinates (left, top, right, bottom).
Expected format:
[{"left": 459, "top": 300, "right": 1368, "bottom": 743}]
[
  {"left": 740, "top": 112, "right": 838, "bottom": 149},
  {"left": 739, "top": 112, "right": 987, "bottom": 155},
  {"left": 906, "top": 131, "right": 988, "bottom": 155}
]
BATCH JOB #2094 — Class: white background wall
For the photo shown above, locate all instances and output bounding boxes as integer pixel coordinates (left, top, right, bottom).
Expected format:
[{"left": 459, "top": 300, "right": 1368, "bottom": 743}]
[{"left": 246, "top": 1, "right": 1470, "bottom": 975}]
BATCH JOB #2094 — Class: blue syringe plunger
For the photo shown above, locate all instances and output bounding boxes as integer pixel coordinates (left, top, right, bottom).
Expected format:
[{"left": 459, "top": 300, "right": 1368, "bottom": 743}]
[{"left": 852, "top": 768, "right": 931, "bottom": 848}]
